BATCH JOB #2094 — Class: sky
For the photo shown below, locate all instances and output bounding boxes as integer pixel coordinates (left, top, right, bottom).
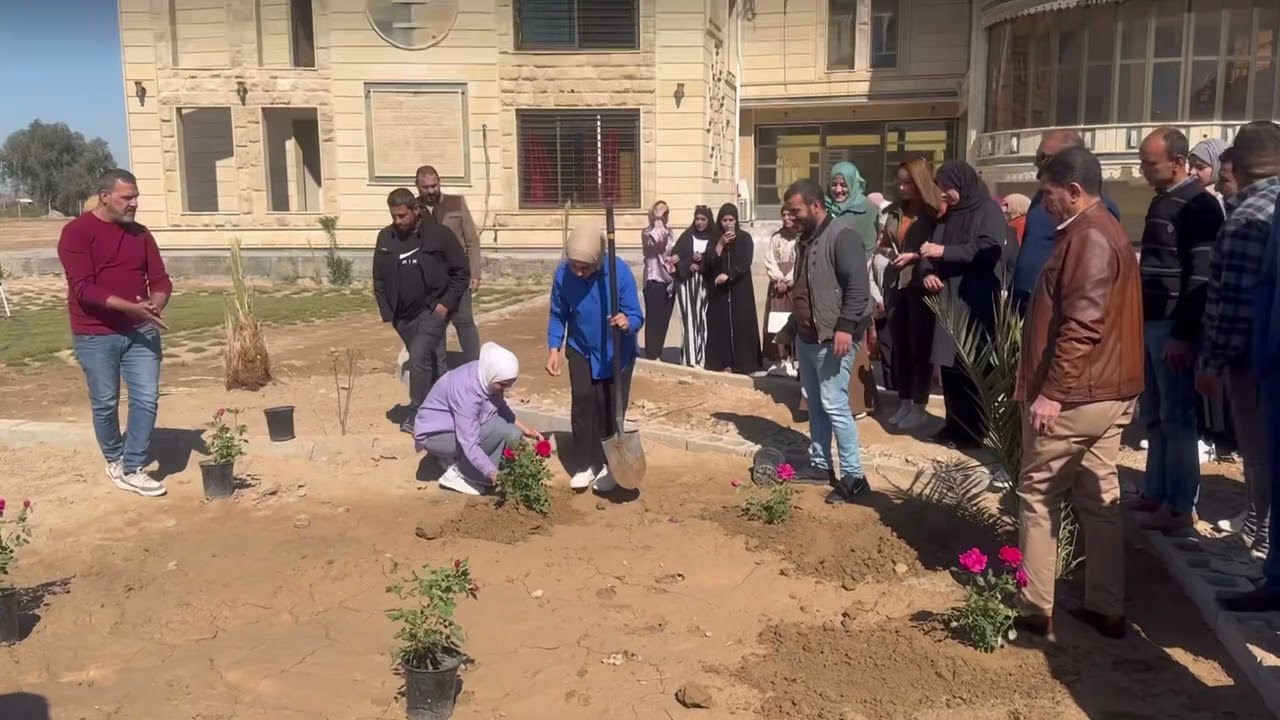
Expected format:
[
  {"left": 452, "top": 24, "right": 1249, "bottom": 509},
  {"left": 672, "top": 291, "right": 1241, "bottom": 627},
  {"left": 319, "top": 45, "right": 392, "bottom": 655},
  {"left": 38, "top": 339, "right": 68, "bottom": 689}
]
[{"left": 0, "top": 0, "right": 127, "bottom": 168}]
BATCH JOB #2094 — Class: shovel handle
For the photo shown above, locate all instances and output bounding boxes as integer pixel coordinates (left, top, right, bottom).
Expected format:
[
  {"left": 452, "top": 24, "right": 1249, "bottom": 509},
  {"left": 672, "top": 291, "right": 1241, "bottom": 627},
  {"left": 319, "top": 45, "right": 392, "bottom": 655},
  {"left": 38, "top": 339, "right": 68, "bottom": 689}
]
[{"left": 605, "top": 203, "right": 625, "bottom": 430}]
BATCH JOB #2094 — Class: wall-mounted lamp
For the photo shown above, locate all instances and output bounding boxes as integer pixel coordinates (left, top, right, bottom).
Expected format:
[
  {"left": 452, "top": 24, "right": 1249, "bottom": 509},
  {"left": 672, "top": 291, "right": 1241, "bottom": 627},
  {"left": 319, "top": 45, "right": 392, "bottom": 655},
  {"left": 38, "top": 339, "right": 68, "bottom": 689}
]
[
  {"left": 673, "top": 83, "right": 685, "bottom": 109},
  {"left": 134, "top": 81, "right": 147, "bottom": 107},
  {"left": 236, "top": 81, "right": 249, "bottom": 106}
]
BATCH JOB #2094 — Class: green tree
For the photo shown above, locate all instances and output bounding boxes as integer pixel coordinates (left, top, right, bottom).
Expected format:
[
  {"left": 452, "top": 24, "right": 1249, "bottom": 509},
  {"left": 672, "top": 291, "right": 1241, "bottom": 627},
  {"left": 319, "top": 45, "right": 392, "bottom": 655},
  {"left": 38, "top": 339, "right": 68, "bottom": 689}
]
[{"left": 0, "top": 120, "right": 116, "bottom": 216}]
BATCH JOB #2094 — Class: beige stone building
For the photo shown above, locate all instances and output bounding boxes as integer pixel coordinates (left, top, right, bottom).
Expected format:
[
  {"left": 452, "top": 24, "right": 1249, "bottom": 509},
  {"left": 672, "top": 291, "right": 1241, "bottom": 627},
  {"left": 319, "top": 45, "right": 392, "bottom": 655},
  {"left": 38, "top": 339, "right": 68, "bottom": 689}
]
[
  {"left": 737, "top": 0, "right": 971, "bottom": 216},
  {"left": 971, "top": 0, "right": 1280, "bottom": 238},
  {"left": 120, "top": 0, "right": 740, "bottom": 250}
]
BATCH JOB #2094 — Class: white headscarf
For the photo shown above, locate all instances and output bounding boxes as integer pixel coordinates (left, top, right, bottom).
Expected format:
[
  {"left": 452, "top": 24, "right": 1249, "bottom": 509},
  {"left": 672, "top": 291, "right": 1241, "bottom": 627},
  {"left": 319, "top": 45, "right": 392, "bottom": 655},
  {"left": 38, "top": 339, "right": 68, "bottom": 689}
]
[{"left": 477, "top": 342, "right": 519, "bottom": 390}]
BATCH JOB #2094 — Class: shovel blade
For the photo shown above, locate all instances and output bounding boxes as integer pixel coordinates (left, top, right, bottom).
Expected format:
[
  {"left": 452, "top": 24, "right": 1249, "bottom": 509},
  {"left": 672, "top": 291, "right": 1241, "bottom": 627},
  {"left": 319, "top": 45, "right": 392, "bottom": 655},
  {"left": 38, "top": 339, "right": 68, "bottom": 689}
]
[{"left": 601, "top": 429, "right": 646, "bottom": 487}]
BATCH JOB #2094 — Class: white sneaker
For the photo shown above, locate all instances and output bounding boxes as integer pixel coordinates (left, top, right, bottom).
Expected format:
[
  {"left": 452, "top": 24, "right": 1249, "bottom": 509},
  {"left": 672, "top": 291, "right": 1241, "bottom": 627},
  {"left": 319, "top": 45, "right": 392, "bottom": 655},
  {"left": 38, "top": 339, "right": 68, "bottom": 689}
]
[
  {"left": 897, "top": 405, "right": 930, "bottom": 431},
  {"left": 593, "top": 466, "right": 617, "bottom": 493},
  {"left": 438, "top": 465, "right": 486, "bottom": 496},
  {"left": 887, "top": 404, "right": 912, "bottom": 426},
  {"left": 1217, "top": 510, "right": 1248, "bottom": 534},
  {"left": 570, "top": 469, "right": 596, "bottom": 491},
  {"left": 116, "top": 469, "right": 167, "bottom": 497},
  {"left": 105, "top": 459, "right": 125, "bottom": 485},
  {"left": 1197, "top": 440, "right": 1215, "bottom": 464},
  {"left": 785, "top": 360, "right": 799, "bottom": 378}
]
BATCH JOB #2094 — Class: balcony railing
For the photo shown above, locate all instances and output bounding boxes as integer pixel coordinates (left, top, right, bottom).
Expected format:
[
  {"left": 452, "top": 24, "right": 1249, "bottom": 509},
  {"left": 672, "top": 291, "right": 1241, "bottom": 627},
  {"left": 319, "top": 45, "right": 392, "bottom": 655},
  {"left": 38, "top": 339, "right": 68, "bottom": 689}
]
[{"left": 973, "top": 122, "right": 1250, "bottom": 165}]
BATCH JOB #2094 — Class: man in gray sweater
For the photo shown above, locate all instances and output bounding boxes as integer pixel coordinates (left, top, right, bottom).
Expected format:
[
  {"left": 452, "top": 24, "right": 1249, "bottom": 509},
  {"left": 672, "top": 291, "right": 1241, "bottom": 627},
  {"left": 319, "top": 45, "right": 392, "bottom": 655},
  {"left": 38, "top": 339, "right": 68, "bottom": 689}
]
[{"left": 784, "top": 178, "right": 874, "bottom": 502}]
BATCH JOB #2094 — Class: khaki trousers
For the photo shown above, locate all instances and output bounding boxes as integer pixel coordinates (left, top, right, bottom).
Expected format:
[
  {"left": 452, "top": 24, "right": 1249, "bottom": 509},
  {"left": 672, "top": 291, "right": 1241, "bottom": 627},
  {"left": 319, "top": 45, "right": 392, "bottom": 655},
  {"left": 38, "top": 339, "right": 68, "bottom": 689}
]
[{"left": 1017, "top": 398, "right": 1135, "bottom": 617}]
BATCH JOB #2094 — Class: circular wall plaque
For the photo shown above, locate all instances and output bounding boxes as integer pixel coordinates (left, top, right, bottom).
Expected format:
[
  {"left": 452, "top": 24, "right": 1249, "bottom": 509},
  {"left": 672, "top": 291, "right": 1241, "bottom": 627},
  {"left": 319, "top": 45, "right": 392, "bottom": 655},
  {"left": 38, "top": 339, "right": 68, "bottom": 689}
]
[{"left": 366, "top": 0, "right": 458, "bottom": 51}]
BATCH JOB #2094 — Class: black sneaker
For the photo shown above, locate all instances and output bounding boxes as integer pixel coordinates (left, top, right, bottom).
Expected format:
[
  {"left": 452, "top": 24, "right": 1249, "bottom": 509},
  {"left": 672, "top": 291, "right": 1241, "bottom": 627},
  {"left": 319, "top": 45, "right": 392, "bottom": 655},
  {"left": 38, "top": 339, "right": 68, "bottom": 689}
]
[
  {"left": 399, "top": 418, "right": 415, "bottom": 435},
  {"left": 825, "top": 475, "right": 868, "bottom": 504},
  {"left": 794, "top": 465, "right": 837, "bottom": 486}
]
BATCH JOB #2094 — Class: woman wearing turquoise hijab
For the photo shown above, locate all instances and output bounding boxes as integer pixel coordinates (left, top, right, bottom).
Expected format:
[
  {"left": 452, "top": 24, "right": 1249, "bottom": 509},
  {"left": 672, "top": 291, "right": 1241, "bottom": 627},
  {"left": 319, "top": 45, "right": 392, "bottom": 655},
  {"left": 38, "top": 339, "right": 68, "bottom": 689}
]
[{"left": 825, "top": 160, "right": 879, "bottom": 418}]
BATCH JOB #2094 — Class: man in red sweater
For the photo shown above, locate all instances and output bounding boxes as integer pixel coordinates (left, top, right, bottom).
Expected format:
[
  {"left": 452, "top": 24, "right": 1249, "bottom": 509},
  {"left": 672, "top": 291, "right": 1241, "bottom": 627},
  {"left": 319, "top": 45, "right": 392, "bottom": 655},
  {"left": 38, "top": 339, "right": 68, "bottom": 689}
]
[{"left": 58, "top": 169, "right": 172, "bottom": 497}]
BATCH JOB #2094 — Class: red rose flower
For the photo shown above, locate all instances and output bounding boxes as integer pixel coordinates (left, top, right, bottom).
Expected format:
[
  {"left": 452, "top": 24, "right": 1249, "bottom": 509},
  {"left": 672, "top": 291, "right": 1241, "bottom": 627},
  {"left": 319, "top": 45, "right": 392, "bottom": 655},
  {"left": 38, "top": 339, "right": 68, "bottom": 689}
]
[
  {"left": 534, "top": 439, "right": 552, "bottom": 459},
  {"left": 22, "top": 499, "right": 31, "bottom": 510},
  {"left": 502, "top": 448, "right": 515, "bottom": 461}
]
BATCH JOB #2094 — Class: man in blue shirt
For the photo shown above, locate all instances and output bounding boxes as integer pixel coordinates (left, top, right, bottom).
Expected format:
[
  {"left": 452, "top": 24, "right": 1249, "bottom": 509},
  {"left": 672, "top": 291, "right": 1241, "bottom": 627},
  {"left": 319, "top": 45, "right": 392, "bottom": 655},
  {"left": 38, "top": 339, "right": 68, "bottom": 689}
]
[{"left": 1011, "top": 130, "right": 1121, "bottom": 313}]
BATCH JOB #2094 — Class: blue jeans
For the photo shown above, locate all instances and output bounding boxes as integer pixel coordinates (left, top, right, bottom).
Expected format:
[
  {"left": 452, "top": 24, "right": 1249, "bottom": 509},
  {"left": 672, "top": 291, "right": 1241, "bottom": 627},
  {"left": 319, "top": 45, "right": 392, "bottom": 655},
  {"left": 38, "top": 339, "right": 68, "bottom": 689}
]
[
  {"left": 1139, "top": 320, "right": 1200, "bottom": 514},
  {"left": 797, "top": 340, "right": 864, "bottom": 479},
  {"left": 72, "top": 327, "right": 162, "bottom": 474}
]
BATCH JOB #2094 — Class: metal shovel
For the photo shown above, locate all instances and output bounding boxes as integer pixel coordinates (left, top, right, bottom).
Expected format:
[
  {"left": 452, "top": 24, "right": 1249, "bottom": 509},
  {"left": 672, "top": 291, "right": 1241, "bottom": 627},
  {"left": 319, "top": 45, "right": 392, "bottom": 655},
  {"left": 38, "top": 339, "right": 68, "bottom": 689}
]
[{"left": 600, "top": 202, "right": 647, "bottom": 488}]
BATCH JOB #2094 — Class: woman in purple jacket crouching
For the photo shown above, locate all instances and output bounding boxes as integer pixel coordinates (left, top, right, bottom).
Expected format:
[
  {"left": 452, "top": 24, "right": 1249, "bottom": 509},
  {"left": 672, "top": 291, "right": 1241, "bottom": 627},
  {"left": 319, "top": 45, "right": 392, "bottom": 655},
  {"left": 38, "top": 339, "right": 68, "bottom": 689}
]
[{"left": 413, "top": 342, "right": 544, "bottom": 495}]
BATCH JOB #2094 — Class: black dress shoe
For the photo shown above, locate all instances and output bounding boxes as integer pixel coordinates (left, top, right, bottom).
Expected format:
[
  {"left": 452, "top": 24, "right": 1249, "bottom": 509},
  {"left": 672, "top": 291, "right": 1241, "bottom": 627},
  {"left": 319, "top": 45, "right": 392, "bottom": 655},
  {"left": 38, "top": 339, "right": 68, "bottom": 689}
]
[
  {"left": 1218, "top": 587, "right": 1280, "bottom": 613},
  {"left": 1067, "top": 606, "right": 1126, "bottom": 639},
  {"left": 824, "top": 475, "right": 868, "bottom": 504},
  {"left": 1014, "top": 613, "right": 1055, "bottom": 640},
  {"left": 399, "top": 419, "right": 415, "bottom": 435}
]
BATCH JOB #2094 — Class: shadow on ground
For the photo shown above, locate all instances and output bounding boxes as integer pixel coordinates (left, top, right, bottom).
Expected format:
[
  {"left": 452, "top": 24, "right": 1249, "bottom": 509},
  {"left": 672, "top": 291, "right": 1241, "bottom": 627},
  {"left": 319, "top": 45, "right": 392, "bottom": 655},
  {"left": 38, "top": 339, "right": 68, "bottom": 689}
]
[
  {"left": 151, "top": 427, "right": 209, "bottom": 481},
  {"left": 0, "top": 694, "right": 49, "bottom": 720},
  {"left": 13, "top": 577, "right": 72, "bottom": 642}
]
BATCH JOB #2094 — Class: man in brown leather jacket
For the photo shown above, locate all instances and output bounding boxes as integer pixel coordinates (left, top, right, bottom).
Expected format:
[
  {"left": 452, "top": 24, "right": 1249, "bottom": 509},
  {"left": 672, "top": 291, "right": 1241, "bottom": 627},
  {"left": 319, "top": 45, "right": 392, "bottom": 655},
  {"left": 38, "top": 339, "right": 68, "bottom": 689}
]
[{"left": 1014, "top": 147, "right": 1144, "bottom": 641}]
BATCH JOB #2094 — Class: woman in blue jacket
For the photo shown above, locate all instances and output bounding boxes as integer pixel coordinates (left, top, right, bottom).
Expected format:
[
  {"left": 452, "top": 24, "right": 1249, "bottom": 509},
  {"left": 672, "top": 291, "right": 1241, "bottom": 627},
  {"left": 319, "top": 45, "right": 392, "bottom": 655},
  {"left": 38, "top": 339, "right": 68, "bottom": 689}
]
[{"left": 545, "top": 223, "right": 645, "bottom": 493}]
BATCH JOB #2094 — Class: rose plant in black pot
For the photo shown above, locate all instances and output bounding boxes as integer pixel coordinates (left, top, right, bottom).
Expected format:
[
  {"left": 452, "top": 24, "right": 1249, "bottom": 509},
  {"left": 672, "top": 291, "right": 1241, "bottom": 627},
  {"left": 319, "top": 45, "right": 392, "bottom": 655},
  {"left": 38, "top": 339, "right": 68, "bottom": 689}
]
[
  {"left": 0, "top": 497, "right": 34, "bottom": 645},
  {"left": 201, "top": 408, "right": 247, "bottom": 500},
  {"left": 386, "top": 559, "right": 479, "bottom": 720}
]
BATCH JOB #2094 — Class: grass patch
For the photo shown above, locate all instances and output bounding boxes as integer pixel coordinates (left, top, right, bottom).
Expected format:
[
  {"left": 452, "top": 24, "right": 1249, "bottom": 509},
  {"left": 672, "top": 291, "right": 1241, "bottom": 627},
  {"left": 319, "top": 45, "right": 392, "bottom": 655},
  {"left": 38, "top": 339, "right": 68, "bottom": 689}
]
[
  {"left": 0, "top": 286, "right": 543, "bottom": 367},
  {"left": 0, "top": 289, "right": 369, "bottom": 366}
]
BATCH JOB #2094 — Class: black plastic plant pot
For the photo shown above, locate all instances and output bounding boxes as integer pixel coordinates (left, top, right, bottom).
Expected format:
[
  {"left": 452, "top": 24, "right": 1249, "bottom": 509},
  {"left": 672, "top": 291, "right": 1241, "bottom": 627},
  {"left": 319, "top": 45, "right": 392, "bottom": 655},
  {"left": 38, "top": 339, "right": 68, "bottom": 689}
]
[
  {"left": 403, "top": 650, "right": 463, "bottom": 720},
  {"left": 0, "top": 587, "right": 20, "bottom": 645},
  {"left": 200, "top": 461, "right": 235, "bottom": 500},
  {"left": 264, "top": 405, "right": 296, "bottom": 442}
]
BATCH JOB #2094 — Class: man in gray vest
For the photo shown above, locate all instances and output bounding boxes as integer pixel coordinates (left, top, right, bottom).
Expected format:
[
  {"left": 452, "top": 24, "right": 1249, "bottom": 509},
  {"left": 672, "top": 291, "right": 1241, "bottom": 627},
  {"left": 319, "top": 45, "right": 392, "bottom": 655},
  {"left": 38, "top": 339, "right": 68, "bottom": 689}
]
[{"left": 784, "top": 178, "right": 874, "bottom": 503}]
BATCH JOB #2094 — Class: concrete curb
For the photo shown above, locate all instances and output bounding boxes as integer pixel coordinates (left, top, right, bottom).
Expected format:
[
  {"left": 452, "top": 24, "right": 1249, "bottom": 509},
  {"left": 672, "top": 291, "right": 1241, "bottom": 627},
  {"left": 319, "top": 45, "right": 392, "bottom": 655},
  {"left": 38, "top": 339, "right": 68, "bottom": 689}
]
[{"left": 1139, "top": 528, "right": 1280, "bottom": 717}]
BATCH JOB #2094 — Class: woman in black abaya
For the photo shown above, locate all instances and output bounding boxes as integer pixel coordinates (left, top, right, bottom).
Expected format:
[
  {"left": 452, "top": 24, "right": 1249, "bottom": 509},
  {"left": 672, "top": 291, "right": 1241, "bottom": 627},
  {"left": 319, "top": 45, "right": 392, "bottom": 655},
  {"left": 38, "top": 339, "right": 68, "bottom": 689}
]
[
  {"left": 918, "top": 160, "right": 1004, "bottom": 450},
  {"left": 703, "top": 204, "right": 761, "bottom": 374}
]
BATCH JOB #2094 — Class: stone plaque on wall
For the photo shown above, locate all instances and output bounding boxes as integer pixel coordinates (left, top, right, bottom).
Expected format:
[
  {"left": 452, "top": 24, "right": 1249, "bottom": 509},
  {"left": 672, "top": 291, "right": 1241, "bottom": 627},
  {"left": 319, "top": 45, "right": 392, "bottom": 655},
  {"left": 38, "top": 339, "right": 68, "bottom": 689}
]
[
  {"left": 365, "top": 83, "right": 469, "bottom": 184},
  {"left": 366, "top": 0, "right": 458, "bottom": 51}
]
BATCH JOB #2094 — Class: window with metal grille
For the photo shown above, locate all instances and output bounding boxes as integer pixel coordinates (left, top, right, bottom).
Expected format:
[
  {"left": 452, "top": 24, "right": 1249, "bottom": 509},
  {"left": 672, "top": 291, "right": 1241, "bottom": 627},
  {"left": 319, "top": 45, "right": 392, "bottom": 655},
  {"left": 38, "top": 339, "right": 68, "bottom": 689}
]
[
  {"left": 517, "top": 110, "right": 641, "bottom": 209},
  {"left": 514, "top": 0, "right": 639, "bottom": 50}
]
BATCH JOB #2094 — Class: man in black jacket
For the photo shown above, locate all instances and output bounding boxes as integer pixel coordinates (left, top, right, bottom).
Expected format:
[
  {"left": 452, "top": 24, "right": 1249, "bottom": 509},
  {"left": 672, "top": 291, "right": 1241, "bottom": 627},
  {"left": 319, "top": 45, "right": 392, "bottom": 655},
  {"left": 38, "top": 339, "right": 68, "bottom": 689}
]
[
  {"left": 373, "top": 188, "right": 470, "bottom": 433},
  {"left": 1133, "top": 127, "right": 1225, "bottom": 532}
]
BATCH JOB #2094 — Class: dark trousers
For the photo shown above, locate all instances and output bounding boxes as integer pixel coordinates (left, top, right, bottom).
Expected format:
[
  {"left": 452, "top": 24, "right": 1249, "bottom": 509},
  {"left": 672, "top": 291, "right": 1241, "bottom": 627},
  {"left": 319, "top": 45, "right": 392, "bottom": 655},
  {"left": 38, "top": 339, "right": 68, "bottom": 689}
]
[
  {"left": 642, "top": 281, "right": 674, "bottom": 361},
  {"left": 941, "top": 363, "right": 987, "bottom": 445},
  {"left": 891, "top": 289, "right": 934, "bottom": 404},
  {"left": 450, "top": 289, "right": 481, "bottom": 363},
  {"left": 566, "top": 347, "right": 634, "bottom": 474},
  {"left": 394, "top": 308, "right": 448, "bottom": 410}
]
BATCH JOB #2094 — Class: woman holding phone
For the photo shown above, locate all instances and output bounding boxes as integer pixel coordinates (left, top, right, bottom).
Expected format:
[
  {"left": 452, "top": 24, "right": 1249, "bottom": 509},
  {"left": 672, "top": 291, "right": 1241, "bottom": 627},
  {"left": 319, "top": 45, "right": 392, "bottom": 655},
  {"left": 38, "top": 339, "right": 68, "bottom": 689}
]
[
  {"left": 672, "top": 205, "right": 716, "bottom": 367},
  {"left": 703, "top": 203, "right": 761, "bottom": 374},
  {"left": 640, "top": 200, "right": 676, "bottom": 361}
]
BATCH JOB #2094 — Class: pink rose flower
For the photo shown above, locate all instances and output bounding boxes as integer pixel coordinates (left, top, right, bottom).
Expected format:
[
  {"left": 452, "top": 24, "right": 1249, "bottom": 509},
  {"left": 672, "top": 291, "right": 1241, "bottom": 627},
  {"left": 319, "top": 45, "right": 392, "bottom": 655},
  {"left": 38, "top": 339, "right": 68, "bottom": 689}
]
[
  {"left": 1014, "top": 567, "right": 1028, "bottom": 589},
  {"left": 730, "top": 478, "right": 742, "bottom": 488},
  {"left": 957, "top": 547, "right": 987, "bottom": 574},
  {"left": 534, "top": 439, "right": 553, "bottom": 459},
  {"left": 998, "top": 545, "right": 1023, "bottom": 569},
  {"left": 776, "top": 463, "right": 796, "bottom": 482}
]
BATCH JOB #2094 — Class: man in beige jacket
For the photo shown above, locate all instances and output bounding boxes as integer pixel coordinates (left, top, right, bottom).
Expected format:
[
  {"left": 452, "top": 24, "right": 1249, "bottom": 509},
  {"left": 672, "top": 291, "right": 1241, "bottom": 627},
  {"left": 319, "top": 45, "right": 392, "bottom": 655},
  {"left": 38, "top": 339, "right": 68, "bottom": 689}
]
[
  {"left": 1015, "top": 146, "right": 1144, "bottom": 641},
  {"left": 416, "top": 165, "right": 482, "bottom": 363}
]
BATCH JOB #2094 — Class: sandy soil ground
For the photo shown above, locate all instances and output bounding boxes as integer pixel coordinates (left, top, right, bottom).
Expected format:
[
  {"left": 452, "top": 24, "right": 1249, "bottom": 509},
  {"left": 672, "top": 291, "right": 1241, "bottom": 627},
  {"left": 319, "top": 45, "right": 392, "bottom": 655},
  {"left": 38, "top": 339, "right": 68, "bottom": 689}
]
[{"left": 0, "top": 296, "right": 1266, "bottom": 719}]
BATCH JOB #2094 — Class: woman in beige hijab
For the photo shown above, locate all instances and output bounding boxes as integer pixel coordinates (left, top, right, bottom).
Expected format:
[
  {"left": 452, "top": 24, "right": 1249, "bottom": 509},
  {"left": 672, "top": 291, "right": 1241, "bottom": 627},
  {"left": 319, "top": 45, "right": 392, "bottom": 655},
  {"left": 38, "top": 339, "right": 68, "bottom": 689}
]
[{"left": 545, "top": 222, "right": 644, "bottom": 493}]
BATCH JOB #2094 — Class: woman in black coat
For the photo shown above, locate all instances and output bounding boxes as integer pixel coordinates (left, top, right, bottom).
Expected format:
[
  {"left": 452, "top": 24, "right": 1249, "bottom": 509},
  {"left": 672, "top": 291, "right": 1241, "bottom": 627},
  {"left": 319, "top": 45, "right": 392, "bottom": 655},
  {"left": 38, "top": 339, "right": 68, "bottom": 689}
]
[
  {"left": 703, "top": 203, "right": 762, "bottom": 374},
  {"left": 918, "top": 160, "right": 1005, "bottom": 449}
]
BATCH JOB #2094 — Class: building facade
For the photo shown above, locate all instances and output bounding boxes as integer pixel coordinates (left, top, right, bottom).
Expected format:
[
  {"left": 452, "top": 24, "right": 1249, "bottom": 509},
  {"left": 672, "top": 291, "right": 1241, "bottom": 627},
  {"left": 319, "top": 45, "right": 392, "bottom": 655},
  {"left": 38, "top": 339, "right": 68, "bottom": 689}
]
[
  {"left": 970, "top": 0, "right": 1280, "bottom": 238},
  {"left": 119, "top": 0, "right": 739, "bottom": 249},
  {"left": 736, "top": 0, "right": 972, "bottom": 216}
]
